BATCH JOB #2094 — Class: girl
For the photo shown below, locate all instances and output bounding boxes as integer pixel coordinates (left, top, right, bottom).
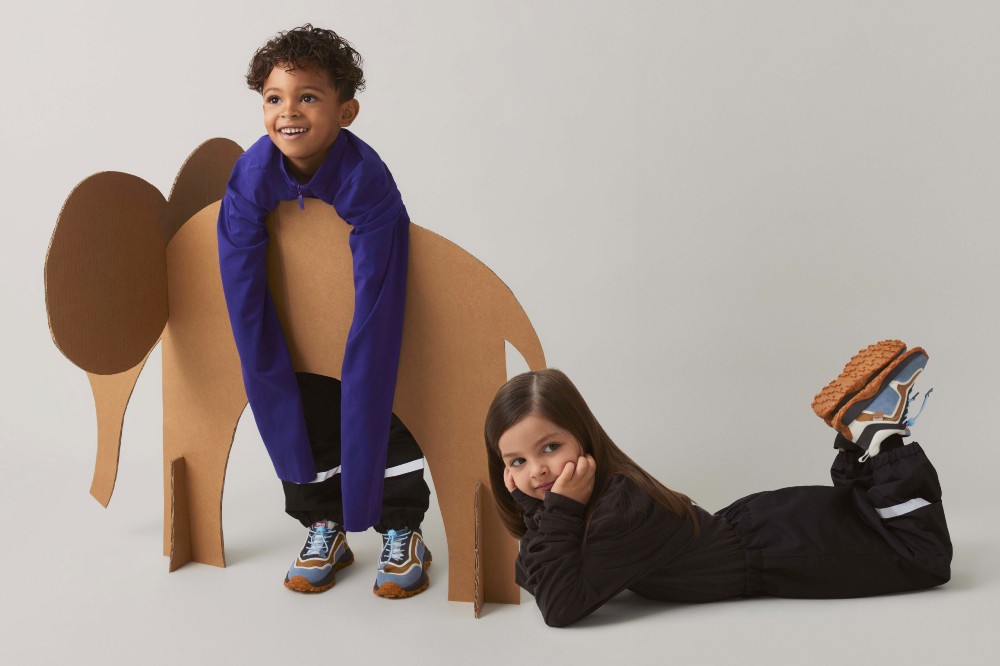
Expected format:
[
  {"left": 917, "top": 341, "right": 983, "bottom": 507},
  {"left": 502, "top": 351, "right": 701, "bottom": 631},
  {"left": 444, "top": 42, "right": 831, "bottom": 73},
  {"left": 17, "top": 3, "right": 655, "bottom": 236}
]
[{"left": 484, "top": 340, "right": 951, "bottom": 627}]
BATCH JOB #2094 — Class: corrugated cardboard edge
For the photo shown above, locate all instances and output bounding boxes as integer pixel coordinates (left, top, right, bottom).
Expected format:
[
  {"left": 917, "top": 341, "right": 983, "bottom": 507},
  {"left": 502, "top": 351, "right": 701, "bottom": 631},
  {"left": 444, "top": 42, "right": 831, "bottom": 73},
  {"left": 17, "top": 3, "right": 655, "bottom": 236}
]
[
  {"left": 86, "top": 350, "right": 152, "bottom": 506},
  {"left": 168, "top": 457, "right": 192, "bottom": 571},
  {"left": 474, "top": 481, "right": 484, "bottom": 618}
]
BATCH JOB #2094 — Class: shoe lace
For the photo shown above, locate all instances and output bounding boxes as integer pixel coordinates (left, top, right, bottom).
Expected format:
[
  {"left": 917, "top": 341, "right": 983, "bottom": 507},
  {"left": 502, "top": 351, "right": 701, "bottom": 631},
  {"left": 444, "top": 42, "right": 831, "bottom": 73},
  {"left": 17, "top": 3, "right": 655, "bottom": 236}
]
[
  {"left": 380, "top": 529, "right": 410, "bottom": 566},
  {"left": 903, "top": 388, "right": 933, "bottom": 427},
  {"left": 304, "top": 525, "right": 330, "bottom": 558},
  {"left": 858, "top": 387, "right": 934, "bottom": 463}
]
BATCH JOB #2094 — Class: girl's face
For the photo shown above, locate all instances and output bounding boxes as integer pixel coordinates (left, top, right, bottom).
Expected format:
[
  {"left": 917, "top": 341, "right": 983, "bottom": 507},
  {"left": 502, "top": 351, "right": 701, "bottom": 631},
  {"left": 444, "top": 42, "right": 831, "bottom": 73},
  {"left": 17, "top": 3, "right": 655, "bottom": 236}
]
[{"left": 497, "top": 413, "right": 585, "bottom": 500}]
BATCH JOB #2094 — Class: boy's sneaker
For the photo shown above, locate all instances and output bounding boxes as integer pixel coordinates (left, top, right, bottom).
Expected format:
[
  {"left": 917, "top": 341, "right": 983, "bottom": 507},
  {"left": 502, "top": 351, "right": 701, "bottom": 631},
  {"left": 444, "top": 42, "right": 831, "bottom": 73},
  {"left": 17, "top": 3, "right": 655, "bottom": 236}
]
[
  {"left": 284, "top": 520, "right": 354, "bottom": 593},
  {"left": 811, "top": 340, "right": 931, "bottom": 460},
  {"left": 373, "top": 527, "right": 432, "bottom": 599}
]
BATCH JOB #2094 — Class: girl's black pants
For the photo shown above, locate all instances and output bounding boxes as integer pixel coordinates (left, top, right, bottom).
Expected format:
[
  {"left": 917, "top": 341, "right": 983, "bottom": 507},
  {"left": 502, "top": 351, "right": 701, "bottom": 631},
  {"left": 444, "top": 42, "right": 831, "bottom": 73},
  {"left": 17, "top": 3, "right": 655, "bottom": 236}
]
[
  {"left": 281, "top": 372, "right": 430, "bottom": 532},
  {"left": 718, "top": 437, "right": 952, "bottom": 598}
]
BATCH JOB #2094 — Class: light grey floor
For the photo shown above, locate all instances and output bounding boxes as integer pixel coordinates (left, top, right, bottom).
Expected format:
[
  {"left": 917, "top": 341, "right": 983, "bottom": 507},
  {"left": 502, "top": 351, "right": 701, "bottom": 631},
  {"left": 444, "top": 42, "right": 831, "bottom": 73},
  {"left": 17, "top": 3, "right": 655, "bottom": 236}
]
[{"left": 2, "top": 385, "right": 994, "bottom": 666}]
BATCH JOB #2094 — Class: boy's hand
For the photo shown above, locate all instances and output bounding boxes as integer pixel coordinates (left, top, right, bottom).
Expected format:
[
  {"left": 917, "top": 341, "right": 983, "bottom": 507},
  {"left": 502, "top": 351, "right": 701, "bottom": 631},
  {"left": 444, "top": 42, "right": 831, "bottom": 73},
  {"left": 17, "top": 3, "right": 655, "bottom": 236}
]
[
  {"left": 503, "top": 467, "right": 518, "bottom": 493},
  {"left": 551, "top": 454, "right": 596, "bottom": 505}
]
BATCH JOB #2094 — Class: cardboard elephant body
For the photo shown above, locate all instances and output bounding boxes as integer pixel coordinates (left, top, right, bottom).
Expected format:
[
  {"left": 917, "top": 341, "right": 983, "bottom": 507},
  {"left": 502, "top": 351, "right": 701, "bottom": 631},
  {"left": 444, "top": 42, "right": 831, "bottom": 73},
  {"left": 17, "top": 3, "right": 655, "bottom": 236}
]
[{"left": 45, "top": 139, "right": 545, "bottom": 609}]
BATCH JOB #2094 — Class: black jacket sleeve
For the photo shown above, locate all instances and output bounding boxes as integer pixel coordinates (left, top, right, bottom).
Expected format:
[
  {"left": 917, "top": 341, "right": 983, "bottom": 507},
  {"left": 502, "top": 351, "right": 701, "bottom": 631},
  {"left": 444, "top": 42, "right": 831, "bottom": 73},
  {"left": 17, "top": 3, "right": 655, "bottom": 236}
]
[{"left": 514, "top": 478, "right": 685, "bottom": 627}]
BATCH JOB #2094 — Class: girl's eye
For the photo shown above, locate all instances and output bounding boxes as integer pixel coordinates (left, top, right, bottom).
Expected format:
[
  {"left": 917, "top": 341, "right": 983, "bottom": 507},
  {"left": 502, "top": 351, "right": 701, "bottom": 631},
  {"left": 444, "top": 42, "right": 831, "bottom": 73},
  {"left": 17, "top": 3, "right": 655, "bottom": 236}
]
[
  {"left": 509, "top": 458, "right": 524, "bottom": 468},
  {"left": 543, "top": 442, "right": 560, "bottom": 453}
]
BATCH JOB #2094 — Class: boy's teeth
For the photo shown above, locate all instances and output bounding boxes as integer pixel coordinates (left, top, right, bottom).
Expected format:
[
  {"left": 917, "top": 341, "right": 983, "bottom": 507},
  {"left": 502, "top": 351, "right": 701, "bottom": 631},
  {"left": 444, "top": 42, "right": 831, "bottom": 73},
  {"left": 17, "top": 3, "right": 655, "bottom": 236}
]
[{"left": 281, "top": 128, "right": 307, "bottom": 134}]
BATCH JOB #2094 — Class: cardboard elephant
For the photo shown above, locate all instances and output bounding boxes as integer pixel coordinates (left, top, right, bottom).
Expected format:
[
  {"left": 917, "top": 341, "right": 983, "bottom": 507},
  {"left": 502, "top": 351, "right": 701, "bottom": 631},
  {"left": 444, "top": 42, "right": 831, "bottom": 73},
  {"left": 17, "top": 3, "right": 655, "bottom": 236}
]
[{"left": 44, "top": 139, "right": 545, "bottom": 611}]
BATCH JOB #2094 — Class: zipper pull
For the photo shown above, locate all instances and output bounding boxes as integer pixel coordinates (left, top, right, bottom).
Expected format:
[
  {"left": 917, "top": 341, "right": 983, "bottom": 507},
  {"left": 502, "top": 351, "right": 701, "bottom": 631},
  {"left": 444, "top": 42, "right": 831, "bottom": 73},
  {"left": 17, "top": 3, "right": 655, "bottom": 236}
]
[{"left": 297, "top": 186, "right": 305, "bottom": 210}]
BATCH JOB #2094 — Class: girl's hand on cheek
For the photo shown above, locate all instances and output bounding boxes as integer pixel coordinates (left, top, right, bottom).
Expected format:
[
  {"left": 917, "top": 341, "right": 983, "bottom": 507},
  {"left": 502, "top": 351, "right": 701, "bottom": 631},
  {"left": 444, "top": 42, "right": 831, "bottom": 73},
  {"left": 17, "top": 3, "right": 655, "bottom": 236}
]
[
  {"left": 503, "top": 466, "right": 518, "bottom": 494},
  {"left": 551, "top": 454, "right": 596, "bottom": 505}
]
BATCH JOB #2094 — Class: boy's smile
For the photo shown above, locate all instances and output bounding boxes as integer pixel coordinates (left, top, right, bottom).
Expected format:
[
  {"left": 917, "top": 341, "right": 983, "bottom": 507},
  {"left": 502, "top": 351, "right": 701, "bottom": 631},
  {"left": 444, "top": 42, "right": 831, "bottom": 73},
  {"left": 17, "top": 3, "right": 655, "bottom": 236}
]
[{"left": 262, "top": 64, "right": 359, "bottom": 182}]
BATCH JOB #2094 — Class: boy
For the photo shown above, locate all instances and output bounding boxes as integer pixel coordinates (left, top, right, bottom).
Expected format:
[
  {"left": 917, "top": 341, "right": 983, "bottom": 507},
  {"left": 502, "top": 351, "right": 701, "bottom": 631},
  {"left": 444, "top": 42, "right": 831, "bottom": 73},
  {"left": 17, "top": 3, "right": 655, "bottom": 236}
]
[{"left": 217, "top": 24, "right": 432, "bottom": 598}]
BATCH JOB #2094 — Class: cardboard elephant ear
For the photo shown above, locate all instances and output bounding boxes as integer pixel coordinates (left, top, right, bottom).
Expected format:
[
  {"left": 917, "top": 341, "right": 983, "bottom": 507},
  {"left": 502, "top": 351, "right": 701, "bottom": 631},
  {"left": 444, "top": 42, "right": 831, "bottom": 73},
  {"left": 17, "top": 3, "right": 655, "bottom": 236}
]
[
  {"left": 44, "top": 139, "right": 241, "bottom": 506},
  {"left": 45, "top": 172, "right": 168, "bottom": 375}
]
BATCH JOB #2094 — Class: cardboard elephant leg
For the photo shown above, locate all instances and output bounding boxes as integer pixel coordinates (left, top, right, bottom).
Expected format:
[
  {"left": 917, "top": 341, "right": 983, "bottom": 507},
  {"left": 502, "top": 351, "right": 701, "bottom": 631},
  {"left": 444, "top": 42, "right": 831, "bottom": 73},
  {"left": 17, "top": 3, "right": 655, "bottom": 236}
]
[
  {"left": 392, "top": 344, "right": 522, "bottom": 606},
  {"left": 418, "top": 428, "right": 519, "bottom": 606},
  {"left": 86, "top": 352, "right": 152, "bottom": 507},
  {"left": 161, "top": 204, "right": 248, "bottom": 567}
]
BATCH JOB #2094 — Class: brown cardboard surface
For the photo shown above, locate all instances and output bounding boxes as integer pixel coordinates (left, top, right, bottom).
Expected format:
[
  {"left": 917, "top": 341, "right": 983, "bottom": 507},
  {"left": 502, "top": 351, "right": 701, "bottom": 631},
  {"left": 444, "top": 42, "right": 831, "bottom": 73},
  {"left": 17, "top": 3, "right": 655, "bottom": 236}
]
[
  {"left": 162, "top": 139, "right": 244, "bottom": 243},
  {"left": 86, "top": 351, "right": 151, "bottom": 507},
  {"left": 161, "top": 202, "right": 249, "bottom": 567},
  {"left": 45, "top": 172, "right": 168, "bottom": 375},
  {"left": 45, "top": 139, "right": 544, "bottom": 607},
  {"left": 169, "top": 457, "right": 192, "bottom": 572}
]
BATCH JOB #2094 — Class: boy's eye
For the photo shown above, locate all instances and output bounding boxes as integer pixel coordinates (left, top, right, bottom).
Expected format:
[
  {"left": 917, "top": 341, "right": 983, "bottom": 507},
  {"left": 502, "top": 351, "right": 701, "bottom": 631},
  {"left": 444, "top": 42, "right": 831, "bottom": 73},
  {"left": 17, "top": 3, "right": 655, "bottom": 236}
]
[
  {"left": 543, "top": 442, "right": 560, "bottom": 453},
  {"left": 266, "top": 96, "right": 280, "bottom": 104},
  {"left": 302, "top": 94, "right": 317, "bottom": 102}
]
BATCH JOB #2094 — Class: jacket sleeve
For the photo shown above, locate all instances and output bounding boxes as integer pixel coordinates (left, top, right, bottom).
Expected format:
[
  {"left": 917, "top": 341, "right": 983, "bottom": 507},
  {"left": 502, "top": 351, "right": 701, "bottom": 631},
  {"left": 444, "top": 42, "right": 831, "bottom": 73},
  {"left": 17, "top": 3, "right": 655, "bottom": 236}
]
[
  {"left": 515, "top": 482, "right": 681, "bottom": 627},
  {"left": 217, "top": 171, "right": 316, "bottom": 483},
  {"left": 333, "top": 168, "right": 410, "bottom": 530}
]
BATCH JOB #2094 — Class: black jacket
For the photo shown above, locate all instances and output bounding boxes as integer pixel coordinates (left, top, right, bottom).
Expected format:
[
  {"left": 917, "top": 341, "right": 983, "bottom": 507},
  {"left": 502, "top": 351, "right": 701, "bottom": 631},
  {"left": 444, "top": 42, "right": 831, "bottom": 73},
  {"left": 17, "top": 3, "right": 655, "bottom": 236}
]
[{"left": 514, "top": 475, "right": 746, "bottom": 627}]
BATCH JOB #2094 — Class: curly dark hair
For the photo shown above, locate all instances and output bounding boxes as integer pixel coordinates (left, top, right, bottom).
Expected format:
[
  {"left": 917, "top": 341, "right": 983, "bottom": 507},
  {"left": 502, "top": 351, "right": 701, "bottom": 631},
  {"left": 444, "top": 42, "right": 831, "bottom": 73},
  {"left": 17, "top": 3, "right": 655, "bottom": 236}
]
[{"left": 246, "top": 24, "right": 365, "bottom": 100}]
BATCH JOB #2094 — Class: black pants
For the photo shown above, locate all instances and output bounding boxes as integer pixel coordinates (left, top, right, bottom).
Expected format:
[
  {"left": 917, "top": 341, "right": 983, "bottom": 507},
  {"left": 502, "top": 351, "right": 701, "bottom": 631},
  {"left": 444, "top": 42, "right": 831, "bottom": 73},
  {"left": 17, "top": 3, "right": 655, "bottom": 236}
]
[
  {"left": 282, "top": 373, "right": 431, "bottom": 532},
  {"left": 718, "top": 436, "right": 952, "bottom": 598}
]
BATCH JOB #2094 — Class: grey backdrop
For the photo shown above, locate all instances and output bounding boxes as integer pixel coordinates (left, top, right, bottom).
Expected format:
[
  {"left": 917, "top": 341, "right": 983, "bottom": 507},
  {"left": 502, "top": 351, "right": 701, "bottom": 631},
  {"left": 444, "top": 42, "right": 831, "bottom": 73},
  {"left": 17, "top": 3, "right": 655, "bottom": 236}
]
[{"left": 2, "top": 1, "right": 996, "bottom": 664}]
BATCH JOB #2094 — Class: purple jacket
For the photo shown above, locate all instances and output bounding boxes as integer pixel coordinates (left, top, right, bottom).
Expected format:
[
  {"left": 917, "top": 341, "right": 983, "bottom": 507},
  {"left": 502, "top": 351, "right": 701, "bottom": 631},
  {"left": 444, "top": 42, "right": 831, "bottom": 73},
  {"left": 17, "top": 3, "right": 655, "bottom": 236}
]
[{"left": 217, "top": 129, "right": 409, "bottom": 531}]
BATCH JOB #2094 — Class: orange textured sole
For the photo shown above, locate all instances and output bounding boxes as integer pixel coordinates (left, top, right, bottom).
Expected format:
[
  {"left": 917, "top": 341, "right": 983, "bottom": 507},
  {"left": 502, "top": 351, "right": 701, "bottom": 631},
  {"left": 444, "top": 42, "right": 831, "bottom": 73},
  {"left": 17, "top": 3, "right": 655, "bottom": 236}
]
[
  {"left": 372, "top": 556, "right": 431, "bottom": 599},
  {"left": 283, "top": 552, "right": 355, "bottom": 593},
  {"left": 811, "top": 340, "right": 906, "bottom": 426},
  {"left": 285, "top": 576, "right": 336, "bottom": 593},
  {"left": 829, "top": 346, "right": 927, "bottom": 439}
]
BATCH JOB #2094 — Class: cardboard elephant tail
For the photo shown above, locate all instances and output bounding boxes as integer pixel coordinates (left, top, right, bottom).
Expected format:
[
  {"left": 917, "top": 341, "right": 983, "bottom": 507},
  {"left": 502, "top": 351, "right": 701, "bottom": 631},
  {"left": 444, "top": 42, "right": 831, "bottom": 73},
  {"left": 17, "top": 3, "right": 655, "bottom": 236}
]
[
  {"left": 471, "top": 260, "right": 546, "bottom": 374},
  {"left": 500, "top": 287, "right": 546, "bottom": 373}
]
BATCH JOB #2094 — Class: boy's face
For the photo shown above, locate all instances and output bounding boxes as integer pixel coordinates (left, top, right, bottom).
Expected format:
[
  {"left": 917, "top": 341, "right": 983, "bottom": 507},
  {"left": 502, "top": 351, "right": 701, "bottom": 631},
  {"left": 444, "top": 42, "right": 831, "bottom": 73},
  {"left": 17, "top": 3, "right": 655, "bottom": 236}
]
[{"left": 262, "top": 64, "right": 359, "bottom": 181}]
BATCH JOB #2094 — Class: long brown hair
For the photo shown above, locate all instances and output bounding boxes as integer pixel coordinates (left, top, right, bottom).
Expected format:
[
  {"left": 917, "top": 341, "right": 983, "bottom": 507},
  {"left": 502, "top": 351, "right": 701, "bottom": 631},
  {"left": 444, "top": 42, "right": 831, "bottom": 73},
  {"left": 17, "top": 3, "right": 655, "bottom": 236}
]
[{"left": 484, "top": 368, "right": 698, "bottom": 539}]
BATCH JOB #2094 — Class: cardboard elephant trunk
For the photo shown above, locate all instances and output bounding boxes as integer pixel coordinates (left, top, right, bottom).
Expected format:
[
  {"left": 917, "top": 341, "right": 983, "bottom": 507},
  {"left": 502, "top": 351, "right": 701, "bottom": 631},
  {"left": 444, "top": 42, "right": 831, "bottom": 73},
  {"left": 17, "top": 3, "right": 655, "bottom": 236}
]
[{"left": 44, "top": 139, "right": 545, "bottom": 613}]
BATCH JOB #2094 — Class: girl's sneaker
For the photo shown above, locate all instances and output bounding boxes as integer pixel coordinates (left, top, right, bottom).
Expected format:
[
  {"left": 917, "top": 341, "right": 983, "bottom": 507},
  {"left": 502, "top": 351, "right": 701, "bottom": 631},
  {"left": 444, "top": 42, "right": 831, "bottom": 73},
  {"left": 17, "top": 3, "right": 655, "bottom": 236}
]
[
  {"left": 284, "top": 520, "right": 354, "bottom": 593},
  {"left": 812, "top": 341, "right": 931, "bottom": 461},
  {"left": 373, "top": 527, "right": 432, "bottom": 598}
]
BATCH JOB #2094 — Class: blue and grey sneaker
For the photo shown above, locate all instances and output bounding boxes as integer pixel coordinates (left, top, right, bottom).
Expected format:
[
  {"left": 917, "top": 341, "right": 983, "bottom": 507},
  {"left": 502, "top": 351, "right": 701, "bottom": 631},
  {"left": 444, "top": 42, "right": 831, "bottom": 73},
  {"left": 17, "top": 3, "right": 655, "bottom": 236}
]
[
  {"left": 284, "top": 520, "right": 354, "bottom": 593},
  {"left": 373, "top": 528, "right": 432, "bottom": 598},
  {"left": 813, "top": 341, "right": 932, "bottom": 461}
]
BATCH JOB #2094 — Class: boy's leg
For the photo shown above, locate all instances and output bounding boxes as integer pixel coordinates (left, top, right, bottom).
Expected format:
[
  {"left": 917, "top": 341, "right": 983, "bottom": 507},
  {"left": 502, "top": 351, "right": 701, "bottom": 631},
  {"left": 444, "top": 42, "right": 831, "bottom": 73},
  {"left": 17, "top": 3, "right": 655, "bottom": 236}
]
[
  {"left": 374, "top": 414, "right": 431, "bottom": 532},
  {"left": 281, "top": 373, "right": 353, "bottom": 593},
  {"left": 372, "top": 414, "right": 433, "bottom": 598}
]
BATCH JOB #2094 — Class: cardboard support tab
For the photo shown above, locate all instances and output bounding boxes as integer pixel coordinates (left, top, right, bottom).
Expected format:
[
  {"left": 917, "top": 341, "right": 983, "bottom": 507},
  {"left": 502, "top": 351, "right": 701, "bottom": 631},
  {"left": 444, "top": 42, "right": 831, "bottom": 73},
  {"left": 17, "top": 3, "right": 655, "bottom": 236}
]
[{"left": 169, "top": 457, "right": 192, "bottom": 572}]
